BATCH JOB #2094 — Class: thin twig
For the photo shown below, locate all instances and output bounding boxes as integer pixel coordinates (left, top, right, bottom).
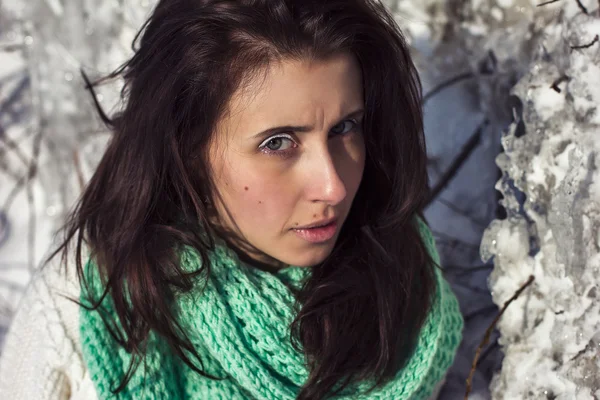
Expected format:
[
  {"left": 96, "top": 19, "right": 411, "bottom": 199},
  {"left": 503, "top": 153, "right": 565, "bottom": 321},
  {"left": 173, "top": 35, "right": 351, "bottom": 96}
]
[
  {"left": 550, "top": 75, "right": 570, "bottom": 93},
  {"left": 464, "top": 275, "right": 535, "bottom": 400},
  {"left": 575, "top": 0, "right": 589, "bottom": 14},
  {"left": 476, "top": 341, "right": 500, "bottom": 368},
  {"left": 27, "top": 131, "right": 43, "bottom": 272},
  {"left": 80, "top": 68, "right": 113, "bottom": 126},
  {"left": 426, "top": 119, "right": 489, "bottom": 206},
  {"left": 1, "top": 174, "right": 27, "bottom": 213},
  {"left": 0, "top": 211, "right": 9, "bottom": 249},
  {"left": 0, "top": 157, "right": 21, "bottom": 180},
  {"left": 537, "top": 0, "right": 561, "bottom": 6},
  {"left": 0, "top": 293, "right": 14, "bottom": 316},
  {"left": 423, "top": 72, "right": 474, "bottom": 105},
  {"left": 0, "top": 43, "right": 24, "bottom": 52},
  {"left": 0, "top": 75, "right": 29, "bottom": 117},
  {"left": 0, "top": 129, "right": 39, "bottom": 211},
  {"left": 431, "top": 230, "right": 480, "bottom": 249},
  {"left": 570, "top": 35, "right": 599, "bottom": 51},
  {"left": 0, "top": 131, "right": 31, "bottom": 166}
]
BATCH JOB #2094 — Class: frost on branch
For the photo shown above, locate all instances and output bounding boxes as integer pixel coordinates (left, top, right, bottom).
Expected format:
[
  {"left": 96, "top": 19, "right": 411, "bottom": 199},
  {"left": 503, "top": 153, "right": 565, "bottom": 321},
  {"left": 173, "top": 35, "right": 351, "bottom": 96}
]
[{"left": 481, "top": 3, "right": 600, "bottom": 399}]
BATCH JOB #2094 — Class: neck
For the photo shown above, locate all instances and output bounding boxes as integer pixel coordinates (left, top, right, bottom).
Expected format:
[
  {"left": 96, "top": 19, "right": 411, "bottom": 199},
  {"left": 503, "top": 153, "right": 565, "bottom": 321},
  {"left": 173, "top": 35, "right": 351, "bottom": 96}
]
[
  {"left": 215, "top": 230, "right": 288, "bottom": 273},
  {"left": 236, "top": 249, "right": 287, "bottom": 273}
]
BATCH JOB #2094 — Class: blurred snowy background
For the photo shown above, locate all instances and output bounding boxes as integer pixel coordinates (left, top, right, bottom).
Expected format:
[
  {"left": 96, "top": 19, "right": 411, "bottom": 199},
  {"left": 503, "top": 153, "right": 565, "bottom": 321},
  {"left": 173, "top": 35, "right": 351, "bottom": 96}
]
[{"left": 0, "top": 0, "right": 598, "bottom": 399}]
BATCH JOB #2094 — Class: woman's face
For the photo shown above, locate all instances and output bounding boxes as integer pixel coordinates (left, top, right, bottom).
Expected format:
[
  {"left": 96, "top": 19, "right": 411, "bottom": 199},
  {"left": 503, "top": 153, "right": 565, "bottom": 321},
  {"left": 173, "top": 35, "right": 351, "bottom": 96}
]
[{"left": 209, "top": 52, "right": 365, "bottom": 269}]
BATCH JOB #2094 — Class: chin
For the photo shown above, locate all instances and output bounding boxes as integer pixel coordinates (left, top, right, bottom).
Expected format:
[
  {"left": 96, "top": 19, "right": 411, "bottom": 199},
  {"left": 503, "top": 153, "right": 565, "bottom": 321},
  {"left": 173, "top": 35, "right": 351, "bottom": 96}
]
[{"left": 284, "top": 243, "right": 336, "bottom": 268}]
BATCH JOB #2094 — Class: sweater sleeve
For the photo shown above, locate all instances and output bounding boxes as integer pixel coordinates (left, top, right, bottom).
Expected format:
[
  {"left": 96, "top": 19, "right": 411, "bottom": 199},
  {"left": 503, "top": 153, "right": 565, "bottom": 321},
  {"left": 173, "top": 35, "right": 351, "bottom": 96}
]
[{"left": 0, "top": 249, "right": 88, "bottom": 399}]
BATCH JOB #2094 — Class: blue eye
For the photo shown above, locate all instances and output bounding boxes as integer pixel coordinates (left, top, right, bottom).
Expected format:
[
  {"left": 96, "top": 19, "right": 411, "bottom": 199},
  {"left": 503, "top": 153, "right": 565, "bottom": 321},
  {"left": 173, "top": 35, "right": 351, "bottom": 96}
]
[
  {"left": 258, "top": 118, "right": 361, "bottom": 157},
  {"left": 259, "top": 134, "right": 297, "bottom": 154},
  {"left": 330, "top": 119, "right": 359, "bottom": 136}
]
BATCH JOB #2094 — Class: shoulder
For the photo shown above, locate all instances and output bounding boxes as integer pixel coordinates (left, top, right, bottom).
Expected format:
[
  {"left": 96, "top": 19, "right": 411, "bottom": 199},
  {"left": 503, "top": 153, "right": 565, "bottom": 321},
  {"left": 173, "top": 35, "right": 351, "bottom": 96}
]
[
  {"left": 0, "top": 243, "right": 94, "bottom": 399},
  {"left": 20, "top": 243, "right": 86, "bottom": 350}
]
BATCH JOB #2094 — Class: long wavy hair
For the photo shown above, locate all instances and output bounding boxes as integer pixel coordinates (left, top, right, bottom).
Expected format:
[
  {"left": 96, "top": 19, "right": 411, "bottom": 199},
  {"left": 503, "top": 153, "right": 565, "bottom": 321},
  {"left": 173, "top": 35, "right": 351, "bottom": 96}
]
[{"left": 49, "top": 0, "right": 438, "bottom": 398}]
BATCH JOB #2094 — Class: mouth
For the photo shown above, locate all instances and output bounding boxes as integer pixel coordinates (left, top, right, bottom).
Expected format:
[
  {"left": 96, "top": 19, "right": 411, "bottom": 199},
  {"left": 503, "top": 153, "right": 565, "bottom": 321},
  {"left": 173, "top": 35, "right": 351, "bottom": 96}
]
[
  {"left": 292, "top": 218, "right": 338, "bottom": 243},
  {"left": 295, "top": 217, "right": 337, "bottom": 229}
]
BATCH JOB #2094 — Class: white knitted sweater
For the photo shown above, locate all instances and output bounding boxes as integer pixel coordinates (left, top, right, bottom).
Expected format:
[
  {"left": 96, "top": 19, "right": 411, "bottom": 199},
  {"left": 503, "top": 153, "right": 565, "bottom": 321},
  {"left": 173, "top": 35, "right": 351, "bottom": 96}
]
[
  {"left": 0, "top": 249, "right": 447, "bottom": 400},
  {"left": 0, "top": 249, "right": 97, "bottom": 399}
]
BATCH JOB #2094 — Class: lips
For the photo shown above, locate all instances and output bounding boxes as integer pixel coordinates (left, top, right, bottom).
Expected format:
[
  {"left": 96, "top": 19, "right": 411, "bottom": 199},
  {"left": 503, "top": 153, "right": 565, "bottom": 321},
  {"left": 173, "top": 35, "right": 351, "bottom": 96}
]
[
  {"left": 292, "top": 219, "right": 338, "bottom": 243},
  {"left": 295, "top": 217, "right": 337, "bottom": 229}
]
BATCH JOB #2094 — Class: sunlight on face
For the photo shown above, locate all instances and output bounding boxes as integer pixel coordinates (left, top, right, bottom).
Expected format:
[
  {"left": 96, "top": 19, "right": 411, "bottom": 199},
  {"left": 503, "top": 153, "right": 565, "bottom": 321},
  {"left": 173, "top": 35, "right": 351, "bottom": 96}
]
[{"left": 209, "top": 52, "right": 365, "bottom": 270}]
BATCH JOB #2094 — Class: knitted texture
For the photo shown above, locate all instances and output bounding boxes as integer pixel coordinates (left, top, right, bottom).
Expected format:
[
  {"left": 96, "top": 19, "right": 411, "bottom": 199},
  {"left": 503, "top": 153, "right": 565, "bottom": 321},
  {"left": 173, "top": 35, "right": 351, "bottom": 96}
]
[{"left": 79, "top": 217, "right": 463, "bottom": 399}]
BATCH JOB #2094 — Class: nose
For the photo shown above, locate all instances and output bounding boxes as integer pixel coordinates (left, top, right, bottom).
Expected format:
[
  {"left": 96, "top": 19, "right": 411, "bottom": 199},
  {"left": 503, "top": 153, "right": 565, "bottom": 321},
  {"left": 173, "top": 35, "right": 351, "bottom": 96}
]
[{"left": 305, "top": 150, "right": 347, "bottom": 206}]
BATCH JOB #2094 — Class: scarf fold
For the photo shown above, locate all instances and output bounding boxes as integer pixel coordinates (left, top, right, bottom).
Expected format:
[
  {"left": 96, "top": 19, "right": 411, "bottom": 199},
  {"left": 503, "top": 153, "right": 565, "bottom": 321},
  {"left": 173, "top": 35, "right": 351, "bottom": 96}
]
[{"left": 79, "top": 217, "right": 464, "bottom": 399}]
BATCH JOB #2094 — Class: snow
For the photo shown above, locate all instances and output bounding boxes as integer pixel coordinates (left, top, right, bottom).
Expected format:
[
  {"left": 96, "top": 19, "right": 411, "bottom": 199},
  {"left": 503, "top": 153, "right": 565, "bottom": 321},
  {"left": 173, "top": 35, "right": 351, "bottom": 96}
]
[{"left": 482, "top": 1, "right": 600, "bottom": 398}]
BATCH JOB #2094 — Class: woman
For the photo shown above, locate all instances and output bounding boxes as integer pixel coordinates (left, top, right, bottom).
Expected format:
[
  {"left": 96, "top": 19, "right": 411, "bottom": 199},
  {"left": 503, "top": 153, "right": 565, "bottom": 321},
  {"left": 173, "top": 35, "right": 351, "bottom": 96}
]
[{"left": 0, "top": 0, "right": 463, "bottom": 399}]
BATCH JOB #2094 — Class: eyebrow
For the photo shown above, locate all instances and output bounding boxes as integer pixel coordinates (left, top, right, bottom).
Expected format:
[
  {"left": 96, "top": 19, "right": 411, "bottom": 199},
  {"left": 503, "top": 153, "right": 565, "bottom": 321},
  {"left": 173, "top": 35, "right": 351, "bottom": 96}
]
[{"left": 251, "top": 108, "right": 365, "bottom": 140}]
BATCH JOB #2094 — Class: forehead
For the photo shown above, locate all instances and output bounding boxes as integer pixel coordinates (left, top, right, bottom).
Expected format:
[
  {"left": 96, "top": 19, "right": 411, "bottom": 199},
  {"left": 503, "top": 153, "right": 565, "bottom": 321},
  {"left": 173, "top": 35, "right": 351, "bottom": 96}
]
[{"left": 219, "top": 52, "right": 364, "bottom": 135}]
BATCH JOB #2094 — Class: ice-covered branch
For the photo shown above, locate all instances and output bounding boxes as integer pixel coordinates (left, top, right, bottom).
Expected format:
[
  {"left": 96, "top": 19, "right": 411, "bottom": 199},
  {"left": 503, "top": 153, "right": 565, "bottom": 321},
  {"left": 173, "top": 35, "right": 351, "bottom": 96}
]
[{"left": 482, "top": 1, "right": 600, "bottom": 398}]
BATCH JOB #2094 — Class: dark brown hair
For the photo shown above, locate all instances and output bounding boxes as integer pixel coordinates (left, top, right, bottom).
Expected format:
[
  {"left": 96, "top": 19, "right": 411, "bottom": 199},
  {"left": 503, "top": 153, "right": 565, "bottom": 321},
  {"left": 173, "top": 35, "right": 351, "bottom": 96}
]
[{"left": 49, "top": 0, "right": 437, "bottom": 398}]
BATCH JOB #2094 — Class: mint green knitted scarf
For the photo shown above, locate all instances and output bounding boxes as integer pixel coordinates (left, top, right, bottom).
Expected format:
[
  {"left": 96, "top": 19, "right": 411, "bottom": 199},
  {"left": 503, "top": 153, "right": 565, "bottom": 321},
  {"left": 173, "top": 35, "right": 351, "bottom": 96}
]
[{"left": 79, "top": 217, "right": 463, "bottom": 399}]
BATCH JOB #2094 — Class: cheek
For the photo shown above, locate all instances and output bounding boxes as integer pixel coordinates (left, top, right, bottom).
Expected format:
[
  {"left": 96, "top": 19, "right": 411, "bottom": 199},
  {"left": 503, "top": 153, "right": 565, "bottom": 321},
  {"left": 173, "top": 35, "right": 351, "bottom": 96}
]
[
  {"left": 220, "top": 163, "right": 296, "bottom": 228},
  {"left": 340, "top": 135, "right": 366, "bottom": 193}
]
